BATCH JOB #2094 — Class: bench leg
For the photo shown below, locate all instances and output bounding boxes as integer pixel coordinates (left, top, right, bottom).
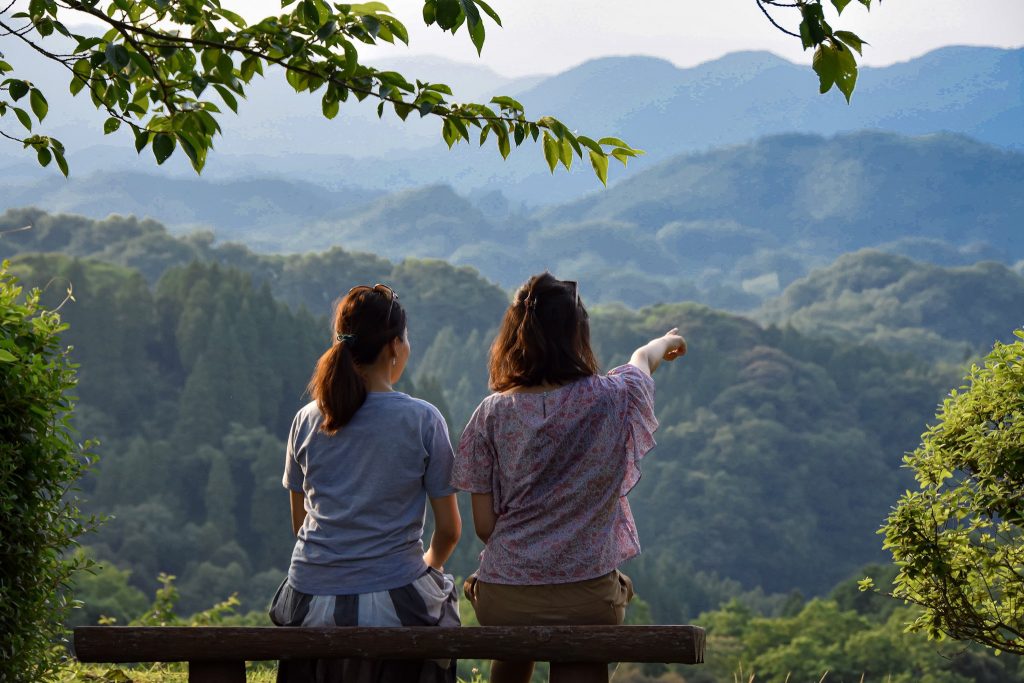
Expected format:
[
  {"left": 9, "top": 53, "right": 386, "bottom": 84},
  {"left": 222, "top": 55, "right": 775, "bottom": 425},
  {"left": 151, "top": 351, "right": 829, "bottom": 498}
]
[
  {"left": 188, "top": 660, "right": 246, "bottom": 683},
  {"left": 549, "top": 662, "right": 608, "bottom": 683}
]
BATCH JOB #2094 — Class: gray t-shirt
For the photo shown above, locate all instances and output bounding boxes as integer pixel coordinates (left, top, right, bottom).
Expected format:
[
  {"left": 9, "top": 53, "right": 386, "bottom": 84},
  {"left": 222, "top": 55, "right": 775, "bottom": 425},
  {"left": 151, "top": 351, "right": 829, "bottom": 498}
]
[{"left": 283, "top": 392, "right": 457, "bottom": 595}]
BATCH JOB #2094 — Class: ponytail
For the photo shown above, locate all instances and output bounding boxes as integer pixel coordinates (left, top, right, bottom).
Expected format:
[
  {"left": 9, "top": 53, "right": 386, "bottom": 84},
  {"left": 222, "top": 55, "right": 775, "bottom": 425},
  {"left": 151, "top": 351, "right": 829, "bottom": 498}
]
[
  {"left": 308, "top": 285, "right": 407, "bottom": 434},
  {"left": 309, "top": 340, "right": 366, "bottom": 435}
]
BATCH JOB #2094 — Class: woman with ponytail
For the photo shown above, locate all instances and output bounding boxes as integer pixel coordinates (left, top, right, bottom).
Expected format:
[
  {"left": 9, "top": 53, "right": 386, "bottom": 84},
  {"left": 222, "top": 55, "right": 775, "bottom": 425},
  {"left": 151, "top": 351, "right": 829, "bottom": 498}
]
[
  {"left": 270, "top": 284, "right": 462, "bottom": 683},
  {"left": 452, "top": 273, "right": 687, "bottom": 683}
]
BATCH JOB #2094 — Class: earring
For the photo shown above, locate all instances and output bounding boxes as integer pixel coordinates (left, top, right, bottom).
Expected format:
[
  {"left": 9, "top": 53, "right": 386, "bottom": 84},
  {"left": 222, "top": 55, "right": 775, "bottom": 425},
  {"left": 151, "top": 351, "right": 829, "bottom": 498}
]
[{"left": 392, "top": 358, "right": 396, "bottom": 366}]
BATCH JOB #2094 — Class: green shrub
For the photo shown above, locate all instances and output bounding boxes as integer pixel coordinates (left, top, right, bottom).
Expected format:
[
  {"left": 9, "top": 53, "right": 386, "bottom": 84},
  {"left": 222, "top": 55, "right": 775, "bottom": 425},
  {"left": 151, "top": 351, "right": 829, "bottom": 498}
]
[
  {"left": 1, "top": 261, "right": 97, "bottom": 681},
  {"left": 878, "top": 330, "right": 1024, "bottom": 654}
]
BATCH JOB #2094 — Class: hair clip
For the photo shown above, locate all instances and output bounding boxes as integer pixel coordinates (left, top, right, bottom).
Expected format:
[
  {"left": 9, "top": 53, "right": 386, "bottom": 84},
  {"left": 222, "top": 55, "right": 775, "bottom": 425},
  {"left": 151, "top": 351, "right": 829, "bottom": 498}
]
[{"left": 337, "top": 333, "right": 357, "bottom": 343}]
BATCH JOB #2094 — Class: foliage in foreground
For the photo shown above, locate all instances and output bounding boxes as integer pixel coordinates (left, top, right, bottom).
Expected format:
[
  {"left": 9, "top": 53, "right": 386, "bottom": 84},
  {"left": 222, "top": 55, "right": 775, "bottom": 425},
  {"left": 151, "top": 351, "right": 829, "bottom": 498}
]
[
  {"left": 0, "top": 0, "right": 873, "bottom": 179},
  {"left": 0, "top": 262, "right": 96, "bottom": 682},
  {"left": 873, "top": 331, "right": 1024, "bottom": 654}
]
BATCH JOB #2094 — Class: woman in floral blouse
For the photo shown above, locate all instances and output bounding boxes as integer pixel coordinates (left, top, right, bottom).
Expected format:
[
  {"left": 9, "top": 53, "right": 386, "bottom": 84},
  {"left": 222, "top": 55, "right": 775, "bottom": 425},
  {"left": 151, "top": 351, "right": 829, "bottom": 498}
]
[{"left": 452, "top": 272, "right": 687, "bottom": 683}]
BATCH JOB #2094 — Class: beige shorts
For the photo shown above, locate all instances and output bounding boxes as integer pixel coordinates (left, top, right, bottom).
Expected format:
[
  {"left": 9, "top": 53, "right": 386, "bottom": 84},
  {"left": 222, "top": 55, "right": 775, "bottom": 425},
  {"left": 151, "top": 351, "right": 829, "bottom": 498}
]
[{"left": 464, "top": 570, "right": 634, "bottom": 626}]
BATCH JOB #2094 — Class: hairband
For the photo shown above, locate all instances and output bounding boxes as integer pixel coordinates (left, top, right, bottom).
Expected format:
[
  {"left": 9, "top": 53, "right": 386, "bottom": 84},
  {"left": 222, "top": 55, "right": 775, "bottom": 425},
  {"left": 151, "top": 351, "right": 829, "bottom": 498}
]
[{"left": 337, "top": 333, "right": 357, "bottom": 343}]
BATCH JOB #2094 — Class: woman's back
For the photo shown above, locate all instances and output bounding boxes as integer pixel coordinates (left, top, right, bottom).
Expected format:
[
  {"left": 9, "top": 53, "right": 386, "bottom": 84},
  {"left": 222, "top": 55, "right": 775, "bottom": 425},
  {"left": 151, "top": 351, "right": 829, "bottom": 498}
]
[
  {"left": 454, "top": 364, "right": 656, "bottom": 585},
  {"left": 286, "top": 392, "right": 455, "bottom": 595}
]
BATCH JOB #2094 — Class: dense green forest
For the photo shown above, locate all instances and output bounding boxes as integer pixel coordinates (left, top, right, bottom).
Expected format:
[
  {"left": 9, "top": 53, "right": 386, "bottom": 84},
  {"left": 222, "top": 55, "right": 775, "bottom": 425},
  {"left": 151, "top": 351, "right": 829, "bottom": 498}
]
[{"left": 5, "top": 209, "right": 1024, "bottom": 681}]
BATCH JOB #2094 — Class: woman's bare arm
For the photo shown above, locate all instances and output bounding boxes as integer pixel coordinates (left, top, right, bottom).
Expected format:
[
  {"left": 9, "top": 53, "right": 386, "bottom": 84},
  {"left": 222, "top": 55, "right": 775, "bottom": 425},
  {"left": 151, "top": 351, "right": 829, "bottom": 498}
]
[
  {"left": 470, "top": 493, "right": 497, "bottom": 544},
  {"left": 289, "top": 490, "right": 306, "bottom": 536},
  {"left": 424, "top": 494, "right": 462, "bottom": 570},
  {"left": 629, "top": 327, "right": 687, "bottom": 376}
]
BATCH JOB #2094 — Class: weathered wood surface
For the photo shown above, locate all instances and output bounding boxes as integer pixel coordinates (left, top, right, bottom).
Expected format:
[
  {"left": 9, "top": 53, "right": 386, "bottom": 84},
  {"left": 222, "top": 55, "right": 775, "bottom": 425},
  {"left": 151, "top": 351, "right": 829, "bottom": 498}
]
[
  {"left": 187, "top": 660, "right": 245, "bottom": 683},
  {"left": 74, "top": 625, "right": 705, "bottom": 665}
]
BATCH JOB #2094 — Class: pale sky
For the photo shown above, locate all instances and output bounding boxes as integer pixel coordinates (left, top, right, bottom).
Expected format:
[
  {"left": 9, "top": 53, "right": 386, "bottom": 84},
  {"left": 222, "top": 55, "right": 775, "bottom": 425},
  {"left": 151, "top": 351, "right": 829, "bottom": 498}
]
[
  {"left": 247, "top": 0, "right": 1024, "bottom": 76},
  {"left": 52, "top": 0, "right": 1024, "bottom": 77}
]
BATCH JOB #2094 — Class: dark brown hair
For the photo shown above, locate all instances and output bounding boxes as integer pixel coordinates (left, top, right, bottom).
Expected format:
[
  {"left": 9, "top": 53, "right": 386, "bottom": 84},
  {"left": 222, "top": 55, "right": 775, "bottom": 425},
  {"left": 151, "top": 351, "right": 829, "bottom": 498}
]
[
  {"left": 308, "top": 286, "right": 407, "bottom": 434},
  {"left": 489, "top": 272, "right": 599, "bottom": 392}
]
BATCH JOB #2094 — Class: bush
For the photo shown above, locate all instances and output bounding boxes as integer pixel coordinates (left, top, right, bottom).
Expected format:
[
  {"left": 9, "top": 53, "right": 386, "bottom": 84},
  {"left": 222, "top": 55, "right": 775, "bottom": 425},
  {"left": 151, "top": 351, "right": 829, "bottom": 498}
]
[
  {"left": 0, "top": 261, "right": 96, "bottom": 680},
  {"left": 878, "top": 330, "right": 1024, "bottom": 654}
]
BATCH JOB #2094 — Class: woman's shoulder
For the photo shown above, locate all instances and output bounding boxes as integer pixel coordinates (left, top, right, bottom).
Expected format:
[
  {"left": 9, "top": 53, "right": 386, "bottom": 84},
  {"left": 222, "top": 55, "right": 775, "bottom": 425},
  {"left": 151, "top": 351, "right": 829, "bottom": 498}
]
[
  {"left": 293, "top": 400, "right": 323, "bottom": 428},
  {"left": 380, "top": 392, "right": 449, "bottom": 427}
]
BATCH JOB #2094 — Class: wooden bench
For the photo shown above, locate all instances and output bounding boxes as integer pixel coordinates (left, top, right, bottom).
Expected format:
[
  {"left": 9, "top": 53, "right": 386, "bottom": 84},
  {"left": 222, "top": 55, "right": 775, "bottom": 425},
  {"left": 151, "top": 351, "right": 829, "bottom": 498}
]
[{"left": 74, "top": 625, "right": 705, "bottom": 682}]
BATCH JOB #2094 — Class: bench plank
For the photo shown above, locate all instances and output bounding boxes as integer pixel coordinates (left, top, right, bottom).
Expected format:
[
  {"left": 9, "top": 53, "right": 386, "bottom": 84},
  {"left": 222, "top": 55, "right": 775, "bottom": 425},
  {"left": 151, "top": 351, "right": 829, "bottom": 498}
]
[
  {"left": 188, "top": 661, "right": 245, "bottom": 683},
  {"left": 75, "top": 626, "right": 705, "bottom": 665}
]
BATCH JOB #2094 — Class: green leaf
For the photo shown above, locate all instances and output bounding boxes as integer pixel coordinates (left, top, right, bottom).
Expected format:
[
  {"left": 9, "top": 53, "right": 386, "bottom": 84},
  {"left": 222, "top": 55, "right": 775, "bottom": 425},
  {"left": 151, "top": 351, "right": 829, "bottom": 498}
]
[
  {"left": 0, "top": 349, "right": 16, "bottom": 362},
  {"left": 490, "top": 95, "right": 523, "bottom": 111},
  {"left": 212, "top": 84, "right": 239, "bottom": 113},
  {"left": 54, "top": 148, "right": 68, "bottom": 177},
  {"left": 542, "top": 132, "right": 558, "bottom": 173},
  {"left": 177, "top": 132, "right": 206, "bottom": 172},
  {"left": 459, "top": 0, "right": 481, "bottom": 27},
  {"left": 474, "top": 0, "right": 502, "bottom": 26},
  {"left": 103, "top": 117, "right": 121, "bottom": 134},
  {"left": 134, "top": 129, "right": 149, "bottom": 153},
  {"left": 9, "top": 80, "right": 29, "bottom": 101},
  {"left": 422, "top": 0, "right": 436, "bottom": 25},
  {"left": 69, "top": 60, "right": 88, "bottom": 95},
  {"left": 831, "top": 0, "right": 853, "bottom": 14},
  {"left": 835, "top": 44, "right": 859, "bottom": 103},
  {"left": 441, "top": 118, "right": 458, "bottom": 148},
  {"left": 29, "top": 89, "right": 47, "bottom": 122},
  {"left": 191, "top": 76, "right": 208, "bottom": 97},
  {"left": 13, "top": 106, "right": 32, "bottom": 131},
  {"left": 36, "top": 147, "right": 51, "bottom": 167},
  {"left": 322, "top": 93, "right": 340, "bottom": 119},
  {"left": 468, "top": 17, "right": 485, "bottom": 55},
  {"left": 559, "top": 136, "right": 573, "bottom": 170},
  {"left": 812, "top": 43, "right": 840, "bottom": 94},
  {"left": 303, "top": 0, "right": 322, "bottom": 28},
  {"left": 152, "top": 132, "right": 175, "bottom": 164},
  {"left": 588, "top": 150, "right": 609, "bottom": 186},
  {"left": 611, "top": 149, "right": 633, "bottom": 166},
  {"left": 497, "top": 129, "right": 510, "bottom": 159},
  {"left": 104, "top": 44, "right": 131, "bottom": 70},
  {"left": 834, "top": 30, "right": 866, "bottom": 55},
  {"left": 201, "top": 48, "right": 221, "bottom": 73},
  {"left": 435, "top": 0, "right": 461, "bottom": 30}
]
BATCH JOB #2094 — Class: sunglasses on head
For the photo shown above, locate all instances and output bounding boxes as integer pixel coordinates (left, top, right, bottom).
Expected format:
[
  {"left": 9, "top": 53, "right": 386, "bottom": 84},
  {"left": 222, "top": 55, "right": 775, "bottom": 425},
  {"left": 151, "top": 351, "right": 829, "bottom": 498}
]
[
  {"left": 562, "top": 280, "right": 580, "bottom": 308},
  {"left": 348, "top": 283, "right": 399, "bottom": 324}
]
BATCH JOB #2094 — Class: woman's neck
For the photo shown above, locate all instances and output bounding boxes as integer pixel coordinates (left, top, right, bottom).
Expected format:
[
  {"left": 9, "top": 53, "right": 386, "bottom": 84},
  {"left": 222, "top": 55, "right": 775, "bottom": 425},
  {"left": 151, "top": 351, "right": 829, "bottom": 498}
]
[{"left": 361, "top": 364, "right": 394, "bottom": 393}]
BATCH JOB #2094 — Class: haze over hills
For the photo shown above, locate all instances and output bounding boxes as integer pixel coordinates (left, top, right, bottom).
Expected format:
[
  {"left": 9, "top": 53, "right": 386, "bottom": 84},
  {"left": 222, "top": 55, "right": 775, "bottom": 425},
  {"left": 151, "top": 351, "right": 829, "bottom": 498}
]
[
  {"left": 758, "top": 250, "right": 1024, "bottom": 361},
  {"left": 7, "top": 131, "right": 1018, "bottom": 310},
  {"left": 1, "top": 44, "right": 1021, "bottom": 203}
]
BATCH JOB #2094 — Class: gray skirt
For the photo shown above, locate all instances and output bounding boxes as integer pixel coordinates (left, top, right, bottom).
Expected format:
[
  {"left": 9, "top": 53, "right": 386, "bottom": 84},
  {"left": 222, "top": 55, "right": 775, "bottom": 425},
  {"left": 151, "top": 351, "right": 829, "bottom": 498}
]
[{"left": 269, "top": 568, "right": 460, "bottom": 683}]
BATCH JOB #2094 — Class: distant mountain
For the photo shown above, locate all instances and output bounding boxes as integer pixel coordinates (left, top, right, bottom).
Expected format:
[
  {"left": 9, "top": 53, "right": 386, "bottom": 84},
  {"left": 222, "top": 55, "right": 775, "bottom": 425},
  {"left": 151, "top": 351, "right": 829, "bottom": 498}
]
[
  {"left": 542, "top": 131, "right": 1024, "bottom": 253},
  {"left": 760, "top": 250, "right": 1024, "bottom": 360},
  {"left": 0, "top": 173, "right": 381, "bottom": 245},
  {"left": 5, "top": 131, "right": 1022, "bottom": 310},
  {"left": 1, "top": 44, "right": 1020, "bottom": 204}
]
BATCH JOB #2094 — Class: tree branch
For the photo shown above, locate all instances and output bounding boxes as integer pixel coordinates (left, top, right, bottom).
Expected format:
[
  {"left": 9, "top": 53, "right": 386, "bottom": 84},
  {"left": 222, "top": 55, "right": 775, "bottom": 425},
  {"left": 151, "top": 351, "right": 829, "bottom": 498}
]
[{"left": 755, "top": 0, "right": 801, "bottom": 38}]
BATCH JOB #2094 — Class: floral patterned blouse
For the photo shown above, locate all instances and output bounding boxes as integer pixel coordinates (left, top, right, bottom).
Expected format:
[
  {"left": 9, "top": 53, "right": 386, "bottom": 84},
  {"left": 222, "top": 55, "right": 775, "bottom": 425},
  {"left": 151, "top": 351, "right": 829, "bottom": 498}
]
[{"left": 451, "top": 364, "right": 658, "bottom": 584}]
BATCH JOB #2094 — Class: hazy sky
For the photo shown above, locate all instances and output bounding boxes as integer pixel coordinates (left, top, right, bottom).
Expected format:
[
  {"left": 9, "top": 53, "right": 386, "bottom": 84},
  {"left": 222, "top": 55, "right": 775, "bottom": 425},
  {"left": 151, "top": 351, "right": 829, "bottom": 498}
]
[
  {"left": 236, "top": 0, "right": 1024, "bottom": 76},
  {"left": 49, "top": 0, "right": 1024, "bottom": 77}
]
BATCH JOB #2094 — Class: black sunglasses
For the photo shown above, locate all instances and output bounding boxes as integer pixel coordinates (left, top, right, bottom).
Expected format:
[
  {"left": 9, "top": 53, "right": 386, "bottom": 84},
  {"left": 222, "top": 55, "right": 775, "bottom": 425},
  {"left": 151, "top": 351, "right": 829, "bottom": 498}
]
[
  {"left": 562, "top": 280, "right": 580, "bottom": 308},
  {"left": 348, "top": 283, "right": 399, "bottom": 324}
]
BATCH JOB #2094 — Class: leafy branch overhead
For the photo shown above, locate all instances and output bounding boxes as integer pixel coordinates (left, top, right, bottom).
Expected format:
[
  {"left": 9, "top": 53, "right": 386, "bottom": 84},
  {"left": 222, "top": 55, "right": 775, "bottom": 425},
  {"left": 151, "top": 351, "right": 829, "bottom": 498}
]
[
  {"left": 1, "top": 0, "right": 872, "bottom": 180},
  {"left": 758, "top": 0, "right": 876, "bottom": 102}
]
